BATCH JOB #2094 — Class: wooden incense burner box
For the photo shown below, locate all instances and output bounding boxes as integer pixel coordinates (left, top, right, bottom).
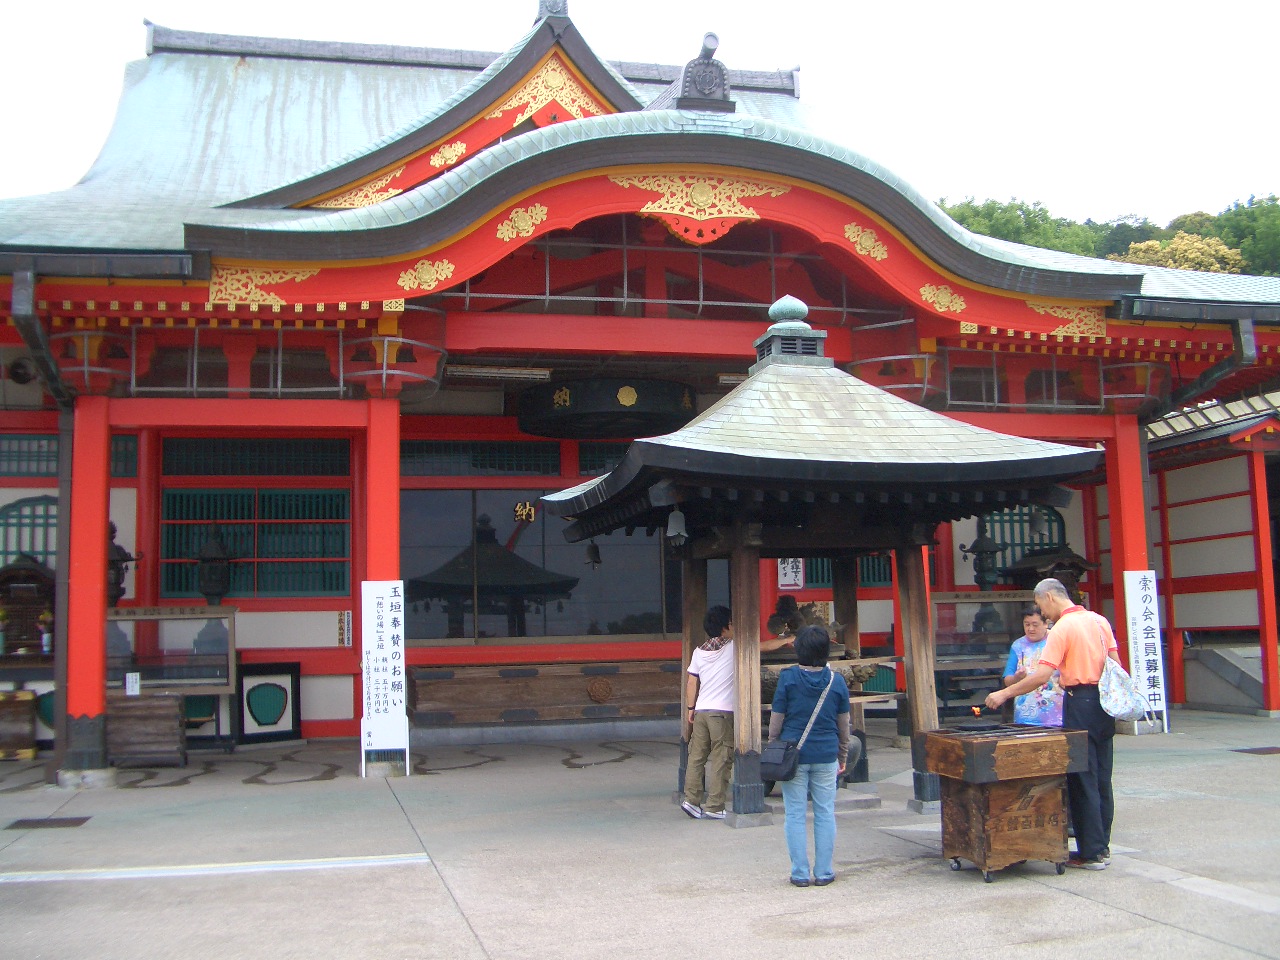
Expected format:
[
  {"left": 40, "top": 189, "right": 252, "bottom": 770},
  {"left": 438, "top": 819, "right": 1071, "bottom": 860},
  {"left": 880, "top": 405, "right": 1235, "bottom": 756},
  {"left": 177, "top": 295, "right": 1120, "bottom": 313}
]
[{"left": 919, "top": 725, "right": 1088, "bottom": 881}]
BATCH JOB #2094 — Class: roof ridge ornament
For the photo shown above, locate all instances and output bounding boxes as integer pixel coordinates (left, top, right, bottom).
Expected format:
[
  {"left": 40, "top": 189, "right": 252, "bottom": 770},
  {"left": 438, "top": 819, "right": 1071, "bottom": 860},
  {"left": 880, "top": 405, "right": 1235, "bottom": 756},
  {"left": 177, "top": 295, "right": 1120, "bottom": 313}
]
[
  {"left": 676, "top": 33, "right": 736, "bottom": 113},
  {"left": 537, "top": 0, "right": 569, "bottom": 21},
  {"left": 749, "top": 296, "right": 831, "bottom": 374}
]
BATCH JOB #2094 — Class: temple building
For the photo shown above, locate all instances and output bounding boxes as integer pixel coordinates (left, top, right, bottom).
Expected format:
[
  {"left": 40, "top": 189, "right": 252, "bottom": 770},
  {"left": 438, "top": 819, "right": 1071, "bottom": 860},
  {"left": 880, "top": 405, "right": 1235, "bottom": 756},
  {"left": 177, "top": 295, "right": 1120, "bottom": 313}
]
[{"left": 2, "top": 1, "right": 1278, "bottom": 775}]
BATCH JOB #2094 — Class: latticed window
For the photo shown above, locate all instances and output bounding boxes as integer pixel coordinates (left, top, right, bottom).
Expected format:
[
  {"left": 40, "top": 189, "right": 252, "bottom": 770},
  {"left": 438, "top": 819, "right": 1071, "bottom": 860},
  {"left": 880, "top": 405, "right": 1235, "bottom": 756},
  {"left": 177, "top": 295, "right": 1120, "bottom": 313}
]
[
  {"left": 0, "top": 495, "right": 57, "bottom": 566},
  {"left": 578, "top": 442, "right": 629, "bottom": 476},
  {"left": 0, "top": 434, "right": 137, "bottom": 478},
  {"left": 802, "top": 553, "right": 908, "bottom": 589},
  {"left": 160, "top": 489, "right": 351, "bottom": 598},
  {"left": 401, "top": 441, "right": 560, "bottom": 476},
  {"left": 981, "top": 505, "right": 1065, "bottom": 572}
]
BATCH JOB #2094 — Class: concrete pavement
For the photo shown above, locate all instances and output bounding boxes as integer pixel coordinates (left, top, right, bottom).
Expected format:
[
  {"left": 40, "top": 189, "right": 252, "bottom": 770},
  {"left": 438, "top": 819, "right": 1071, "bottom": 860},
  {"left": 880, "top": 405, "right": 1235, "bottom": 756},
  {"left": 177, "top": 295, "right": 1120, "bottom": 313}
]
[{"left": 0, "top": 710, "right": 1278, "bottom": 960}]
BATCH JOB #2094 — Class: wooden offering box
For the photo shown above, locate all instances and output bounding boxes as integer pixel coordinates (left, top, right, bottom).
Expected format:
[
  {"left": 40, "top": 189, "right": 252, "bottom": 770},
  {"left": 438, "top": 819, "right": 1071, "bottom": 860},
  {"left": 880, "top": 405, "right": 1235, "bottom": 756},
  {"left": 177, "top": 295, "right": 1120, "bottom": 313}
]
[{"left": 920, "top": 725, "right": 1088, "bottom": 882}]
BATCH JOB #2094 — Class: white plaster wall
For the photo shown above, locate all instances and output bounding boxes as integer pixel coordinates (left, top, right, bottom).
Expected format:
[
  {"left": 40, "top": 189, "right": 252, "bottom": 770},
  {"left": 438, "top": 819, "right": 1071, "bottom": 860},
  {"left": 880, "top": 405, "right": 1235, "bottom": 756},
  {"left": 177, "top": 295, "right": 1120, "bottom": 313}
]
[
  {"left": 1167, "top": 496, "right": 1253, "bottom": 539},
  {"left": 1164, "top": 456, "right": 1248, "bottom": 504},
  {"left": 855, "top": 598, "right": 894, "bottom": 635},
  {"left": 301, "top": 675, "right": 354, "bottom": 721},
  {"left": 235, "top": 611, "right": 349, "bottom": 648},
  {"left": 1174, "top": 590, "right": 1259, "bottom": 628},
  {"left": 1170, "top": 536, "right": 1255, "bottom": 578}
]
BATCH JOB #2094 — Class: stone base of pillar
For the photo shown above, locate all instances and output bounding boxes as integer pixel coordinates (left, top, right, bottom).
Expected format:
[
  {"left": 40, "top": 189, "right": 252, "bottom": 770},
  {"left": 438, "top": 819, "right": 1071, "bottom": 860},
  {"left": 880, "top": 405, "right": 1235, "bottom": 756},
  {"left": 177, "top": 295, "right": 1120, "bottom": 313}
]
[
  {"left": 731, "top": 749, "right": 765, "bottom": 814},
  {"left": 906, "top": 797, "right": 941, "bottom": 814},
  {"left": 57, "top": 768, "right": 117, "bottom": 789},
  {"left": 835, "top": 785, "right": 881, "bottom": 810},
  {"left": 724, "top": 810, "right": 774, "bottom": 828},
  {"left": 65, "top": 714, "right": 107, "bottom": 771}
]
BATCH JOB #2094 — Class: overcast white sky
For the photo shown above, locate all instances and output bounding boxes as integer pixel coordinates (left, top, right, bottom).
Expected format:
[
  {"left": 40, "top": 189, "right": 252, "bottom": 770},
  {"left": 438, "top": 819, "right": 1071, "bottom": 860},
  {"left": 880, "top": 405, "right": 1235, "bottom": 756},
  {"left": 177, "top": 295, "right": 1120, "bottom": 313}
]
[{"left": 2, "top": 0, "right": 1276, "bottom": 226}]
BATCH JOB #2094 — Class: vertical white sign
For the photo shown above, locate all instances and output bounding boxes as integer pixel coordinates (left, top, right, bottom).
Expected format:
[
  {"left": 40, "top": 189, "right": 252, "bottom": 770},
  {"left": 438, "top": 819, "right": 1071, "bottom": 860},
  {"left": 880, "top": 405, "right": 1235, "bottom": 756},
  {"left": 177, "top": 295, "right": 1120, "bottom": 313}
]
[
  {"left": 1122, "top": 570, "right": 1169, "bottom": 732},
  {"left": 360, "top": 580, "right": 410, "bottom": 775},
  {"left": 778, "top": 558, "right": 805, "bottom": 590}
]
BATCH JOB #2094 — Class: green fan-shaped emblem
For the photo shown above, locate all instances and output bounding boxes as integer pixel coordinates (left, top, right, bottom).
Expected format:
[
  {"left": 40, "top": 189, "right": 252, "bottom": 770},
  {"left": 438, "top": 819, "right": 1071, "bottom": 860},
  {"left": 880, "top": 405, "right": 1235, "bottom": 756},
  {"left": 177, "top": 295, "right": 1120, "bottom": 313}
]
[{"left": 246, "top": 681, "right": 288, "bottom": 726}]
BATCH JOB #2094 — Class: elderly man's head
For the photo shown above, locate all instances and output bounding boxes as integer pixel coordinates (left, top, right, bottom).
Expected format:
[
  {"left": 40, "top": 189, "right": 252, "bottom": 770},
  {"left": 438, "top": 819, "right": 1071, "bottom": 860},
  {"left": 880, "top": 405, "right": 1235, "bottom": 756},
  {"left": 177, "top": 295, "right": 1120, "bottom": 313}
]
[{"left": 1032, "top": 578, "right": 1073, "bottom": 619}]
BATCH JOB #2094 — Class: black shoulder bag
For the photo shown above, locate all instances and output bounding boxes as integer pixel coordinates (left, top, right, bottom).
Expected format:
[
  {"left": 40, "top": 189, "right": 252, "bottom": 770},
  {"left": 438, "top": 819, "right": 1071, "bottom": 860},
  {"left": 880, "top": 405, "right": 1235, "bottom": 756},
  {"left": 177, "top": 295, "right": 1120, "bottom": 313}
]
[{"left": 759, "top": 668, "right": 835, "bottom": 782}]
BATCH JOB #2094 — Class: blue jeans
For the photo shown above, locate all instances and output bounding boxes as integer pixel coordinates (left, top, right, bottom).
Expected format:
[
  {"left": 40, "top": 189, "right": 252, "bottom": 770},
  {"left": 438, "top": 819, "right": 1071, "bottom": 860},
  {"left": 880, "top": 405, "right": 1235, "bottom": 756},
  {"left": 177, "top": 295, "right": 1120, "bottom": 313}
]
[{"left": 781, "top": 761, "right": 839, "bottom": 882}]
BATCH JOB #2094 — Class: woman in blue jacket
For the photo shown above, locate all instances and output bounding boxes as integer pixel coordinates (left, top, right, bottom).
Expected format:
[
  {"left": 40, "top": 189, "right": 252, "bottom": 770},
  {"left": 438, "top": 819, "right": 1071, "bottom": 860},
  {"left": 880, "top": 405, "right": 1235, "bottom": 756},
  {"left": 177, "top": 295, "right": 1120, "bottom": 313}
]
[{"left": 768, "top": 625, "right": 857, "bottom": 887}]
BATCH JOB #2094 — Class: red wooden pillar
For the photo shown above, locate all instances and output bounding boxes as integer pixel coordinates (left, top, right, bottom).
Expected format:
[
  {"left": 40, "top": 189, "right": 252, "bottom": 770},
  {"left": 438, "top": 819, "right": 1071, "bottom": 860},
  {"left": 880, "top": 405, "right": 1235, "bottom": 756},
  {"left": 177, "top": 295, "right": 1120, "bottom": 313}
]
[
  {"left": 65, "top": 395, "right": 112, "bottom": 770},
  {"left": 1248, "top": 450, "right": 1280, "bottom": 711},
  {"left": 1156, "top": 468, "right": 1184, "bottom": 704},
  {"left": 132, "top": 428, "right": 162, "bottom": 658},
  {"left": 1105, "top": 414, "right": 1150, "bottom": 662},
  {"left": 364, "top": 398, "right": 400, "bottom": 581}
]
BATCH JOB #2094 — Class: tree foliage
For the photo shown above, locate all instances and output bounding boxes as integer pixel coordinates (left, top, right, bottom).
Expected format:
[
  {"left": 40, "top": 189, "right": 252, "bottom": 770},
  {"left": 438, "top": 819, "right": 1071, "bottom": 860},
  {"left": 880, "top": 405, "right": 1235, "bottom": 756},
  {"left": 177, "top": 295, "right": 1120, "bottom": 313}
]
[
  {"left": 1108, "top": 232, "right": 1243, "bottom": 273},
  {"left": 939, "top": 195, "right": 1279, "bottom": 276}
]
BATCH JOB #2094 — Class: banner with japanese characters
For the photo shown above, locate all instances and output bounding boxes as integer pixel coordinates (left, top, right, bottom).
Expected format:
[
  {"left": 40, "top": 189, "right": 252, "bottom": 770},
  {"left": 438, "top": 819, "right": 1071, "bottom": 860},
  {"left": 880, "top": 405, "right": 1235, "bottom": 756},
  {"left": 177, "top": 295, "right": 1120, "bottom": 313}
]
[
  {"left": 1122, "top": 570, "right": 1169, "bottom": 732},
  {"left": 778, "top": 558, "right": 805, "bottom": 590},
  {"left": 360, "top": 579, "right": 411, "bottom": 775}
]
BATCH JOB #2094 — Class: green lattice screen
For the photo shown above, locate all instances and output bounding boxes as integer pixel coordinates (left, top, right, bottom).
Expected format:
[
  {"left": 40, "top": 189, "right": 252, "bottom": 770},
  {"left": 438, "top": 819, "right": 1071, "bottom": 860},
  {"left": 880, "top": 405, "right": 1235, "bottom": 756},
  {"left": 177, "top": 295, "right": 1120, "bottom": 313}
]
[
  {"left": 163, "top": 438, "right": 350, "bottom": 476},
  {"left": 803, "top": 555, "right": 894, "bottom": 588},
  {"left": 401, "top": 441, "right": 560, "bottom": 476},
  {"left": 0, "top": 435, "right": 136, "bottom": 477},
  {"left": 578, "top": 442, "right": 629, "bottom": 476},
  {"left": 160, "top": 489, "right": 350, "bottom": 597},
  {"left": 0, "top": 495, "right": 57, "bottom": 566},
  {"left": 981, "top": 505, "right": 1065, "bottom": 573}
]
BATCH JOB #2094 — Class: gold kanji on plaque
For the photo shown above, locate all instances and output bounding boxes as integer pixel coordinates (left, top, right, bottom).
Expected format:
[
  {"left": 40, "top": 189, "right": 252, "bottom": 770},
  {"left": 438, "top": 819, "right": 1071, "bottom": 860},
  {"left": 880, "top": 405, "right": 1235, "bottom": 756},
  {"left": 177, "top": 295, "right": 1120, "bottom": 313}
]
[{"left": 514, "top": 501, "right": 536, "bottom": 523}]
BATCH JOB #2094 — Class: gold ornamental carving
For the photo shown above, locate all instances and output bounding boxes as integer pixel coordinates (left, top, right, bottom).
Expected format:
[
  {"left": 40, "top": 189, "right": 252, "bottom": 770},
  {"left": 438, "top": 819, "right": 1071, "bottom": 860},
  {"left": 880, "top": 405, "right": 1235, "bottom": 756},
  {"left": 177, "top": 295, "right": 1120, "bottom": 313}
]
[
  {"left": 496, "top": 203, "right": 549, "bottom": 241},
  {"left": 959, "top": 321, "right": 979, "bottom": 334},
  {"left": 396, "top": 258, "right": 456, "bottom": 293},
  {"left": 608, "top": 174, "right": 790, "bottom": 221},
  {"left": 843, "top": 223, "right": 889, "bottom": 261},
  {"left": 313, "top": 166, "right": 406, "bottom": 209},
  {"left": 920, "top": 284, "right": 967, "bottom": 314},
  {"left": 430, "top": 142, "right": 467, "bottom": 169},
  {"left": 1027, "top": 302, "right": 1107, "bottom": 338},
  {"left": 209, "top": 267, "right": 320, "bottom": 306},
  {"left": 485, "top": 57, "right": 605, "bottom": 127}
]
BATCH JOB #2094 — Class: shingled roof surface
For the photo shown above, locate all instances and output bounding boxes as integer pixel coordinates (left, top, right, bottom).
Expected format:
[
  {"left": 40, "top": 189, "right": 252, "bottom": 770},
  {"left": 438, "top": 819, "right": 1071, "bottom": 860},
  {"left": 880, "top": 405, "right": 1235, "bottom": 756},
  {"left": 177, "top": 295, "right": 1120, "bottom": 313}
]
[{"left": 543, "top": 356, "right": 1101, "bottom": 518}]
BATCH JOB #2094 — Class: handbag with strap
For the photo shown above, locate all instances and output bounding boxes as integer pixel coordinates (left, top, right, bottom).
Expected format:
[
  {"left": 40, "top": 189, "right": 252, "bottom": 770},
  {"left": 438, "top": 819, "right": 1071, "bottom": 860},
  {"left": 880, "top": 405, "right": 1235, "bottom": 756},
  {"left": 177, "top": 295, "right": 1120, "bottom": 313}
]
[
  {"left": 1092, "top": 616, "right": 1154, "bottom": 724},
  {"left": 760, "top": 668, "right": 835, "bottom": 782}
]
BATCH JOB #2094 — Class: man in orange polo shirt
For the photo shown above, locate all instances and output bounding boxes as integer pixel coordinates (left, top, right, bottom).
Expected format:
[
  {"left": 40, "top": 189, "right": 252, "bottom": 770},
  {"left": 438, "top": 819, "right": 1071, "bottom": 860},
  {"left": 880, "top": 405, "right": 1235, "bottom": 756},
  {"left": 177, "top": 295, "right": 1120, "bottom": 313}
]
[{"left": 986, "top": 577, "right": 1121, "bottom": 870}]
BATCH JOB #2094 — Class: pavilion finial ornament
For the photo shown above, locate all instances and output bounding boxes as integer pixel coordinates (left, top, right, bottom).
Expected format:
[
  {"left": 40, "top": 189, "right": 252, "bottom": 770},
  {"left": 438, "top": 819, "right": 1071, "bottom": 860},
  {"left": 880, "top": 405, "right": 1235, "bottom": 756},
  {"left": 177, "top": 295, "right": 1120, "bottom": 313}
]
[
  {"left": 676, "top": 33, "right": 735, "bottom": 113},
  {"left": 537, "top": 0, "right": 568, "bottom": 20}
]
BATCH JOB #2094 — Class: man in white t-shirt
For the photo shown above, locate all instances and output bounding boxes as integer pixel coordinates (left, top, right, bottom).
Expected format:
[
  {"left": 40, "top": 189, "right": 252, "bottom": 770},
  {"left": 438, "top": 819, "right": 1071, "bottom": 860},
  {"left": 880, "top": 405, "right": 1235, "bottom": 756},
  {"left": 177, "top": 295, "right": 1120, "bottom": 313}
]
[
  {"left": 681, "top": 605, "right": 737, "bottom": 819},
  {"left": 682, "top": 606, "right": 792, "bottom": 819}
]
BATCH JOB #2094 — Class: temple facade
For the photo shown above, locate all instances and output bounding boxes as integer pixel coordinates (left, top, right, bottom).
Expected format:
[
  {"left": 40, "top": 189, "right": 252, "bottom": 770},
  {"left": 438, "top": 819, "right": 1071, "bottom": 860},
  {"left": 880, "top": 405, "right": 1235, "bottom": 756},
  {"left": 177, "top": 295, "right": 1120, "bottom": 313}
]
[{"left": 2, "top": 2, "right": 1278, "bottom": 773}]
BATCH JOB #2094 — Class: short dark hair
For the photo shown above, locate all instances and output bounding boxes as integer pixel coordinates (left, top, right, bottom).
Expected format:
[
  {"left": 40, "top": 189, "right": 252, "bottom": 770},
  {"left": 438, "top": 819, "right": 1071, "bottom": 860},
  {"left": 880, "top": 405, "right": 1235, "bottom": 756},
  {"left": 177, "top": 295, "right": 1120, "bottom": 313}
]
[
  {"left": 1022, "top": 606, "right": 1044, "bottom": 621},
  {"left": 703, "top": 605, "right": 731, "bottom": 638},
  {"left": 794, "top": 625, "right": 830, "bottom": 666}
]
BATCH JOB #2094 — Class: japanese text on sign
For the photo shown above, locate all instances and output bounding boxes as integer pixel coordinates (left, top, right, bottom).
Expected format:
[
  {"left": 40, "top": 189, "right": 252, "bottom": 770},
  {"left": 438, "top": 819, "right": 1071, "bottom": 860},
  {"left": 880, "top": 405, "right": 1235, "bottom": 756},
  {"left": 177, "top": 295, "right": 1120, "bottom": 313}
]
[
  {"left": 1122, "top": 570, "right": 1169, "bottom": 732},
  {"left": 360, "top": 579, "right": 410, "bottom": 774},
  {"left": 778, "top": 558, "right": 805, "bottom": 591}
]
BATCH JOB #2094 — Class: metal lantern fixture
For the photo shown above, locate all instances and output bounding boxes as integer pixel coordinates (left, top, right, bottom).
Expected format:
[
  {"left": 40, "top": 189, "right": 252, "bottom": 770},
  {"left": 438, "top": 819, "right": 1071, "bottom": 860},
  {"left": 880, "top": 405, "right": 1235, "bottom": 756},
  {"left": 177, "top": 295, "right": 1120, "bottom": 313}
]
[
  {"left": 960, "top": 517, "right": 1005, "bottom": 632},
  {"left": 196, "top": 528, "right": 233, "bottom": 605},
  {"left": 665, "top": 507, "right": 688, "bottom": 547},
  {"left": 106, "top": 522, "right": 137, "bottom": 609}
]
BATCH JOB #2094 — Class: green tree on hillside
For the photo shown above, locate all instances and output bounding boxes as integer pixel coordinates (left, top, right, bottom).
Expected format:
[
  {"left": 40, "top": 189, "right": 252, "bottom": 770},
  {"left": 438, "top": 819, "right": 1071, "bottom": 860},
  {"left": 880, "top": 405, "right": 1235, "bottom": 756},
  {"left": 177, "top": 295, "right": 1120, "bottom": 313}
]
[
  {"left": 1214, "top": 196, "right": 1280, "bottom": 276},
  {"left": 1108, "top": 231, "right": 1243, "bottom": 273},
  {"left": 939, "top": 198, "right": 1099, "bottom": 256}
]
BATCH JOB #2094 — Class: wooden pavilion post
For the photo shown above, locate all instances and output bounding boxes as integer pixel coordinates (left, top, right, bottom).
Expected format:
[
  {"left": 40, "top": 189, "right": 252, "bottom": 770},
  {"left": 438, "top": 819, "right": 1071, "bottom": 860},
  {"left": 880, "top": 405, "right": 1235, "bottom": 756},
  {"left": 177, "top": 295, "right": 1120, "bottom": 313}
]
[
  {"left": 677, "top": 556, "right": 708, "bottom": 796},
  {"left": 897, "top": 540, "right": 941, "bottom": 809},
  {"left": 832, "top": 554, "right": 867, "bottom": 782},
  {"left": 729, "top": 523, "right": 768, "bottom": 821}
]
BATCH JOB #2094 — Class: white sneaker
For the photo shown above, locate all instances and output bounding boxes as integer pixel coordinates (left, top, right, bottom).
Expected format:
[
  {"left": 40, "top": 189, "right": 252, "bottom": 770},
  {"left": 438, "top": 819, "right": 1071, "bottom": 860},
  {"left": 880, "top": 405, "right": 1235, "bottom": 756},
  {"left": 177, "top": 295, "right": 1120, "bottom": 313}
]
[
  {"left": 701, "top": 808, "right": 727, "bottom": 820},
  {"left": 680, "top": 801, "right": 703, "bottom": 819}
]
